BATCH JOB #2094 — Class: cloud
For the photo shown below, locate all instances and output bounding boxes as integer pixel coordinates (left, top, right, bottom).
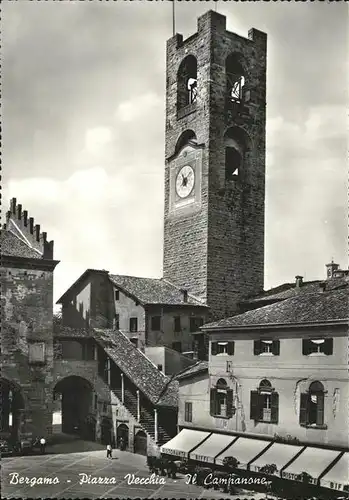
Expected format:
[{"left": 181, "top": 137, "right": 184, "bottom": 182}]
[{"left": 116, "top": 93, "right": 162, "bottom": 123}]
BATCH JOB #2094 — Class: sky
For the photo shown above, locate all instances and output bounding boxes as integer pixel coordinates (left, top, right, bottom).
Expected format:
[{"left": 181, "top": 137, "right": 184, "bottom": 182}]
[{"left": 3, "top": 0, "right": 348, "bottom": 305}]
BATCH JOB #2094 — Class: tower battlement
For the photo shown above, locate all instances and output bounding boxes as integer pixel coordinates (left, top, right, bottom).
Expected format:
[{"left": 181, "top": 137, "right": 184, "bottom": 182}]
[{"left": 4, "top": 197, "right": 54, "bottom": 259}]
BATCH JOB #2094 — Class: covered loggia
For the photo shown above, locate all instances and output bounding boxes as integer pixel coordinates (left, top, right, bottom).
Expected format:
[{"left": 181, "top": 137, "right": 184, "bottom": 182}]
[
  {"left": 53, "top": 376, "right": 95, "bottom": 440},
  {"left": 0, "top": 378, "right": 25, "bottom": 441}
]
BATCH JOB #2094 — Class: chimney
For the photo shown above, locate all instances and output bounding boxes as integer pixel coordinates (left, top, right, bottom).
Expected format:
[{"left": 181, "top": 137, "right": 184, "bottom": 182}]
[
  {"left": 29, "top": 217, "right": 34, "bottom": 234},
  {"left": 17, "top": 204, "right": 22, "bottom": 220},
  {"left": 181, "top": 288, "right": 188, "bottom": 303},
  {"left": 319, "top": 282, "right": 327, "bottom": 293},
  {"left": 23, "top": 210, "right": 28, "bottom": 226},
  {"left": 295, "top": 275, "right": 303, "bottom": 288}
]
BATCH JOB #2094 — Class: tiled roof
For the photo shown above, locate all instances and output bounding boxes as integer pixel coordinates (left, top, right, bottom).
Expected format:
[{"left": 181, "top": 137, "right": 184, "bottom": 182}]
[
  {"left": 1, "top": 230, "right": 42, "bottom": 260},
  {"left": 109, "top": 274, "right": 207, "bottom": 307},
  {"left": 156, "top": 379, "right": 179, "bottom": 407},
  {"left": 53, "top": 325, "right": 93, "bottom": 338},
  {"left": 175, "top": 361, "right": 209, "bottom": 381},
  {"left": 204, "top": 288, "right": 349, "bottom": 330},
  {"left": 93, "top": 328, "right": 177, "bottom": 407},
  {"left": 243, "top": 278, "right": 348, "bottom": 304}
]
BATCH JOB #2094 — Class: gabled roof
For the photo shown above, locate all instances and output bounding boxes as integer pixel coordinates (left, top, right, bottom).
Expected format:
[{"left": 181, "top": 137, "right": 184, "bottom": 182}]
[
  {"left": 56, "top": 269, "right": 109, "bottom": 304},
  {"left": 57, "top": 268, "right": 207, "bottom": 307},
  {"left": 175, "top": 361, "right": 209, "bottom": 381},
  {"left": 204, "top": 288, "right": 349, "bottom": 330},
  {"left": 1, "top": 230, "right": 42, "bottom": 260},
  {"left": 109, "top": 274, "right": 206, "bottom": 307},
  {"left": 93, "top": 328, "right": 177, "bottom": 407}
]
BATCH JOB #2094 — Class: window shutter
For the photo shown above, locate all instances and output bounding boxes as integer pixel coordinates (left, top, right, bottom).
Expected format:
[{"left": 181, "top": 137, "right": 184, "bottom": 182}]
[
  {"left": 227, "top": 341, "right": 235, "bottom": 355},
  {"left": 302, "top": 339, "right": 311, "bottom": 356},
  {"left": 270, "top": 392, "right": 279, "bottom": 424},
  {"left": 253, "top": 340, "right": 261, "bottom": 355},
  {"left": 226, "top": 389, "right": 234, "bottom": 418},
  {"left": 272, "top": 340, "right": 280, "bottom": 356},
  {"left": 210, "top": 389, "right": 217, "bottom": 416},
  {"left": 211, "top": 342, "right": 218, "bottom": 355},
  {"left": 323, "top": 338, "right": 333, "bottom": 356},
  {"left": 250, "top": 390, "right": 259, "bottom": 420},
  {"left": 316, "top": 392, "right": 325, "bottom": 426},
  {"left": 299, "top": 393, "right": 309, "bottom": 425}
]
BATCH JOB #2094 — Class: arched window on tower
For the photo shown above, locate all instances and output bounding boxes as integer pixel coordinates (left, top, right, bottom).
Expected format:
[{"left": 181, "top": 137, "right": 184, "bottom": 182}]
[
  {"left": 177, "top": 55, "right": 198, "bottom": 111},
  {"left": 174, "top": 130, "right": 197, "bottom": 156},
  {"left": 226, "top": 53, "right": 245, "bottom": 105},
  {"left": 224, "top": 127, "right": 249, "bottom": 181}
]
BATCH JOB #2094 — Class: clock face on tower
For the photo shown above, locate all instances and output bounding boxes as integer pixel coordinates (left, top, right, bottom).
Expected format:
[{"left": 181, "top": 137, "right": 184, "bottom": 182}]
[{"left": 175, "top": 165, "right": 195, "bottom": 198}]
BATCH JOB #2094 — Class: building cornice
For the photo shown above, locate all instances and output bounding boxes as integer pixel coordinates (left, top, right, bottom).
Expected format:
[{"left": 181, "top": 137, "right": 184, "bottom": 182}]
[{"left": 1, "top": 254, "right": 60, "bottom": 272}]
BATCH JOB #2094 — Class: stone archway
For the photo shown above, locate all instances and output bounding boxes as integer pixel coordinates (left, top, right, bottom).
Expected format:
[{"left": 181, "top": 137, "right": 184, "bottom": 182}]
[
  {"left": 134, "top": 430, "right": 147, "bottom": 456},
  {"left": 100, "top": 417, "right": 113, "bottom": 446},
  {"left": 53, "top": 376, "right": 94, "bottom": 439},
  {"left": 116, "top": 423, "right": 129, "bottom": 450},
  {"left": 0, "top": 379, "right": 25, "bottom": 443}
]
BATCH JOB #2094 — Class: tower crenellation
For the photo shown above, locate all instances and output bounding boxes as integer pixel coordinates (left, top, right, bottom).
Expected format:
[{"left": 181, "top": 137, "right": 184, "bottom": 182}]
[
  {"left": 163, "top": 10, "right": 267, "bottom": 320},
  {"left": 5, "top": 197, "right": 54, "bottom": 259}
]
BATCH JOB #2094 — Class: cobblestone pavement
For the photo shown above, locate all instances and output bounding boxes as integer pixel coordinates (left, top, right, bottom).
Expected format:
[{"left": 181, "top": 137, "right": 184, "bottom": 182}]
[{"left": 1, "top": 447, "right": 271, "bottom": 499}]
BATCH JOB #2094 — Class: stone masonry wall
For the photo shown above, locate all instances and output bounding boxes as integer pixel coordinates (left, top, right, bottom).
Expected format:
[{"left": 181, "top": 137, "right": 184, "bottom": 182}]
[{"left": 1, "top": 266, "right": 54, "bottom": 440}]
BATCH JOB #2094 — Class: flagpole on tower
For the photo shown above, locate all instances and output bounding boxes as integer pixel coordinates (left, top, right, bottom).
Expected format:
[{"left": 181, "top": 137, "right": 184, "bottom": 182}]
[{"left": 172, "top": 0, "right": 176, "bottom": 36}]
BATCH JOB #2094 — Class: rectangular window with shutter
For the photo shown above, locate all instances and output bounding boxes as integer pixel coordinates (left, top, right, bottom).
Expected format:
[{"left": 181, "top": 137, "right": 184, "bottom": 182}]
[
  {"left": 184, "top": 402, "right": 192, "bottom": 422},
  {"left": 254, "top": 339, "right": 279, "bottom": 356},
  {"left": 29, "top": 342, "right": 46, "bottom": 364},
  {"left": 151, "top": 316, "right": 161, "bottom": 331},
  {"left": 212, "top": 341, "right": 234, "bottom": 356},
  {"left": 129, "top": 317, "right": 138, "bottom": 332},
  {"left": 174, "top": 316, "right": 181, "bottom": 332},
  {"left": 303, "top": 338, "right": 333, "bottom": 356}
]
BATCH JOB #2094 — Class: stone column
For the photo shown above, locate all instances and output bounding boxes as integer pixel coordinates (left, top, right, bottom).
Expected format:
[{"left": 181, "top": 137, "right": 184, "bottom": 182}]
[
  {"left": 121, "top": 373, "right": 124, "bottom": 404},
  {"left": 137, "top": 390, "right": 140, "bottom": 422},
  {"left": 107, "top": 358, "right": 111, "bottom": 386},
  {"left": 154, "top": 408, "right": 158, "bottom": 443},
  {"left": 94, "top": 344, "right": 98, "bottom": 361}
]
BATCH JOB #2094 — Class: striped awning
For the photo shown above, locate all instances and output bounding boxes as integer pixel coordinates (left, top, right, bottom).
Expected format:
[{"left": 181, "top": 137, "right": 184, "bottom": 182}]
[
  {"left": 189, "top": 433, "right": 237, "bottom": 464},
  {"left": 249, "top": 442, "right": 304, "bottom": 476},
  {"left": 320, "top": 452, "right": 349, "bottom": 491},
  {"left": 215, "top": 437, "right": 271, "bottom": 469},
  {"left": 282, "top": 447, "right": 342, "bottom": 483},
  {"left": 160, "top": 429, "right": 210, "bottom": 458}
]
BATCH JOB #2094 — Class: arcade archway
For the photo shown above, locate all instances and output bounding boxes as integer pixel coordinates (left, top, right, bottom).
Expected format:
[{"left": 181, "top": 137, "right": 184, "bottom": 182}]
[
  {"left": 134, "top": 430, "right": 147, "bottom": 456},
  {"left": 53, "top": 376, "right": 94, "bottom": 439},
  {"left": 116, "top": 423, "right": 129, "bottom": 450},
  {"left": 0, "top": 379, "right": 25, "bottom": 441}
]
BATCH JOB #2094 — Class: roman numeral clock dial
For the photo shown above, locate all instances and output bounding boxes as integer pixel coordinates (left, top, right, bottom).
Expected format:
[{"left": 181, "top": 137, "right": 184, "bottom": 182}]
[{"left": 175, "top": 165, "right": 195, "bottom": 199}]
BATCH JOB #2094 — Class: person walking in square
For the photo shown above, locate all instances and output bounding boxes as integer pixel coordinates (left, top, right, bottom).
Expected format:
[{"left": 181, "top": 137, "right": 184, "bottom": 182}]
[
  {"left": 40, "top": 437, "right": 46, "bottom": 454},
  {"left": 106, "top": 443, "right": 112, "bottom": 459}
]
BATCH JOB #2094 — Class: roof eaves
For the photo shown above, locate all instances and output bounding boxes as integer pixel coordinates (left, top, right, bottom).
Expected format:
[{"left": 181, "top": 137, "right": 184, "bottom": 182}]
[{"left": 204, "top": 318, "right": 349, "bottom": 332}]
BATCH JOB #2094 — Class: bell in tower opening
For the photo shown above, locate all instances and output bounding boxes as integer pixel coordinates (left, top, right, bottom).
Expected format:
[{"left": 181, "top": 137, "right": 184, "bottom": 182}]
[{"left": 163, "top": 10, "right": 267, "bottom": 321}]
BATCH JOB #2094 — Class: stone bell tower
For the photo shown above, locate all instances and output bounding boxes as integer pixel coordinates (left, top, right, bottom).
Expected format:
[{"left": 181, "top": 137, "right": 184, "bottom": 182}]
[{"left": 163, "top": 11, "right": 267, "bottom": 320}]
